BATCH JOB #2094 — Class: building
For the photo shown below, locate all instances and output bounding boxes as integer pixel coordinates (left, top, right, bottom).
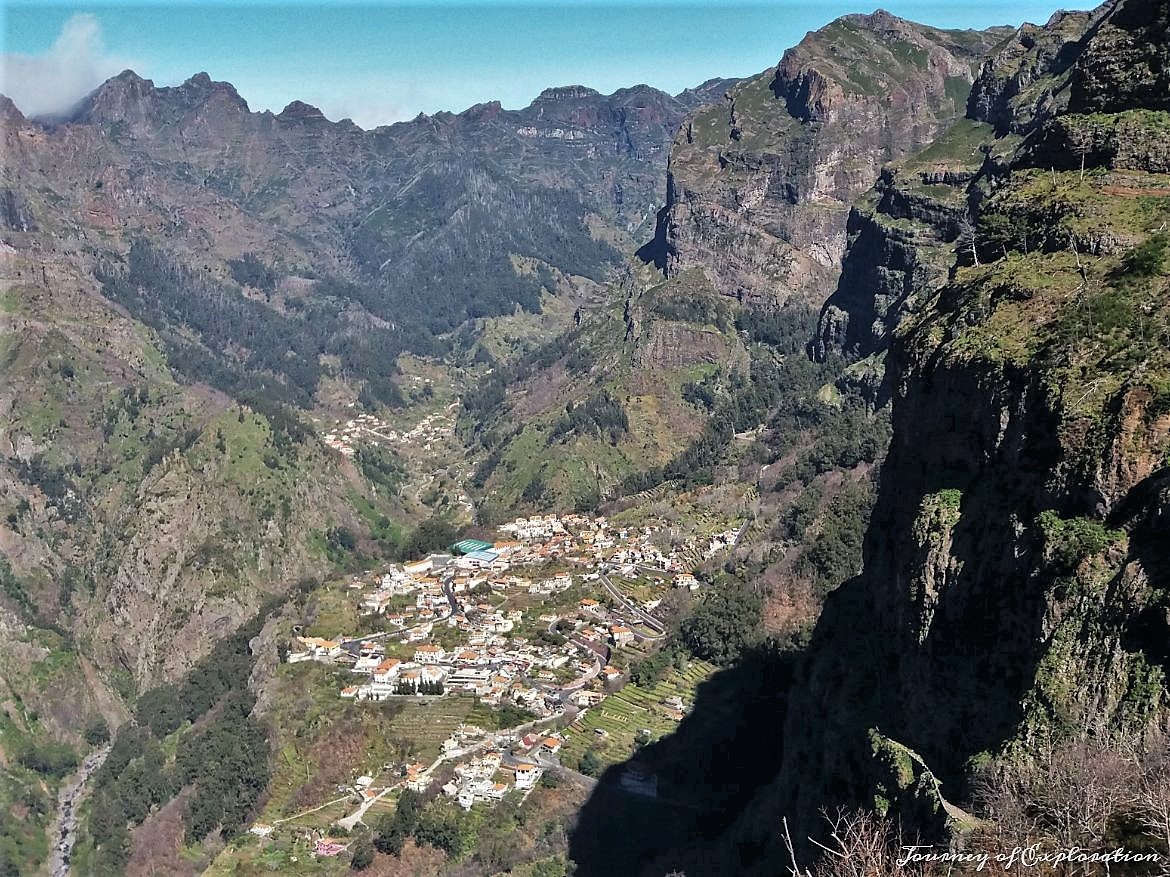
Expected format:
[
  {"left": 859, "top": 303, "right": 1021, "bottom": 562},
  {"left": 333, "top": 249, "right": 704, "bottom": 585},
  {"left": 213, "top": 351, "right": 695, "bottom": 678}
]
[
  {"left": 610, "top": 625, "right": 634, "bottom": 646},
  {"left": 460, "top": 548, "right": 501, "bottom": 568},
  {"left": 289, "top": 637, "right": 341, "bottom": 663},
  {"left": 514, "top": 763, "right": 542, "bottom": 790},
  {"left": 414, "top": 643, "right": 446, "bottom": 664},
  {"left": 420, "top": 664, "right": 448, "bottom": 685},
  {"left": 451, "top": 538, "right": 494, "bottom": 555},
  {"left": 373, "top": 658, "right": 402, "bottom": 684}
]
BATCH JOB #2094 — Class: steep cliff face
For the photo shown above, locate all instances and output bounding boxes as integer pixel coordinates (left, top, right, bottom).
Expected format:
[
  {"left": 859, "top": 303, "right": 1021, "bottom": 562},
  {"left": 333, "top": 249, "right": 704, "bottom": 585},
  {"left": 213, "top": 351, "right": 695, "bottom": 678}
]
[
  {"left": 651, "top": 12, "right": 1009, "bottom": 306},
  {"left": 725, "top": 0, "right": 1170, "bottom": 868},
  {"left": 813, "top": 8, "right": 1101, "bottom": 374}
]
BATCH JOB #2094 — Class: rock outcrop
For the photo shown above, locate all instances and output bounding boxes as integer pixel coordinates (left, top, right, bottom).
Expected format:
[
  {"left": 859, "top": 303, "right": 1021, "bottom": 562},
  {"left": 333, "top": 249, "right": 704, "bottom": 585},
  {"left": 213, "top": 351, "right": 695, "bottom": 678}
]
[
  {"left": 723, "top": 0, "right": 1170, "bottom": 868},
  {"left": 649, "top": 12, "right": 1010, "bottom": 306}
]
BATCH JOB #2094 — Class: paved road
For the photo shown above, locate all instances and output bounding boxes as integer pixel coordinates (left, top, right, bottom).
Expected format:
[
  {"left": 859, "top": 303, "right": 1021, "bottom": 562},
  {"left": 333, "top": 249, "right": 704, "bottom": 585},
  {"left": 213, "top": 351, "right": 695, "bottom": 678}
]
[{"left": 598, "top": 574, "right": 665, "bottom": 637}]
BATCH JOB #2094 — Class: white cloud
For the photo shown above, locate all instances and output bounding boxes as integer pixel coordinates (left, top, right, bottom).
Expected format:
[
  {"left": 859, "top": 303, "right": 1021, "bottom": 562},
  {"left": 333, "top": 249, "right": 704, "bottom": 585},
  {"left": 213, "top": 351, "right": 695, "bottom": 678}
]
[{"left": 0, "top": 14, "right": 135, "bottom": 119}]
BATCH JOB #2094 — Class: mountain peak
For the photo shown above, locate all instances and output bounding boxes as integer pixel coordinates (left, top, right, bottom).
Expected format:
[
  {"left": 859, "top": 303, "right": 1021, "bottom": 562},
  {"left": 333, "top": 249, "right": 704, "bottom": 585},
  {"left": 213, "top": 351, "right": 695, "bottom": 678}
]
[
  {"left": 535, "top": 86, "right": 601, "bottom": 102},
  {"left": 0, "top": 94, "right": 26, "bottom": 125},
  {"left": 460, "top": 100, "right": 504, "bottom": 121},
  {"left": 178, "top": 72, "right": 249, "bottom": 111},
  {"left": 277, "top": 100, "right": 327, "bottom": 122},
  {"left": 842, "top": 8, "right": 908, "bottom": 31}
]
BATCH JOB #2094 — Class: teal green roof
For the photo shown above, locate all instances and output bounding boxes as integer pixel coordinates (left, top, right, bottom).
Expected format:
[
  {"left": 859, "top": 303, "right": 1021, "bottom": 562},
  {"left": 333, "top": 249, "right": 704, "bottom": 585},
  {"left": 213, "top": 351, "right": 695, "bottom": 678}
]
[{"left": 451, "top": 538, "right": 494, "bottom": 555}]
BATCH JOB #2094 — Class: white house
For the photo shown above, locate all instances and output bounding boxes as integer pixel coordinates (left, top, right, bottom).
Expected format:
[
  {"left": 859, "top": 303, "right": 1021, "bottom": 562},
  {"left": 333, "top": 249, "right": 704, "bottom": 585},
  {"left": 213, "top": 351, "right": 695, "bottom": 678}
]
[
  {"left": 373, "top": 658, "right": 402, "bottom": 684},
  {"left": 514, "top": 763, "right": 542, "bottom": 790},
  {"left": 414, "top": 643, "right": 446, "bottom": 664}
]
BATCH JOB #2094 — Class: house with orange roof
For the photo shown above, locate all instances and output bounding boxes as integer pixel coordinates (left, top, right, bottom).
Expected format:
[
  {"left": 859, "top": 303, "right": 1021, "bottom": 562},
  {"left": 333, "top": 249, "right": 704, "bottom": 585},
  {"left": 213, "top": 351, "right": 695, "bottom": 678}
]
[
  {"left": 373, "top": 658, "right": 402, "bottom": 684},
  {"left": 610, "top": 625, "right": 634, "bottom": 646},
  {"left": 414, "top": 643, "right": 445, "bottom": 664}
]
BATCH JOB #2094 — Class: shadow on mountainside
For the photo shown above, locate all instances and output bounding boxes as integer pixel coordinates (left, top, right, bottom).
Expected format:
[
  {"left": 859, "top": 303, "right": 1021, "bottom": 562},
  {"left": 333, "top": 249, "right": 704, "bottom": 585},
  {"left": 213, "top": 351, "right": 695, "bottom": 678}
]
[
  {"left": 567, "top": 440, "right": 1069, "bottom": 874},
  {"left": 565, "top": 648, "right": 793, "bottom": 876}
]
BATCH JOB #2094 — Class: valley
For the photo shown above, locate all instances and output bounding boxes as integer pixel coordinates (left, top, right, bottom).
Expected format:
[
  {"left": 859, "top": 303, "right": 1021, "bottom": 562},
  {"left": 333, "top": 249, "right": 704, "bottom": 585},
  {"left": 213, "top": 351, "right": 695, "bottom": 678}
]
[{"left": 3, "top": 0, "right": 1170, "bottom": 873}]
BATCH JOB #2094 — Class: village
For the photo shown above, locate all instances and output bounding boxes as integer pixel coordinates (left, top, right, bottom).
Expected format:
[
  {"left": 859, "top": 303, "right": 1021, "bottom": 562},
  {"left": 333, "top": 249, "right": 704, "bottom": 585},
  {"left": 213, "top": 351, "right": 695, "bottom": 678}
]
[
  {"left": 288, "top": 511, "right": 737, "bottom": 707},
  {"left": 267, "top": 509, "right": 741, "bottom": 851},
  {"left": 319, "top": 406, "right": 457, "bottom": 458}
]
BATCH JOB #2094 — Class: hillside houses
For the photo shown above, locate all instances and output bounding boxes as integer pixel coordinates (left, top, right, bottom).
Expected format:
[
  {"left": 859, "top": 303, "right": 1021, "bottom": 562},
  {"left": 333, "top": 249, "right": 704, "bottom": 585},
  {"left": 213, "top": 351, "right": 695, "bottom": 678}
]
[
  {"left": 287, "top": 636, "right": 341, "bottom": 663},
  {"left": 286, "top": 510, "right": 744, "bottom": 724}
]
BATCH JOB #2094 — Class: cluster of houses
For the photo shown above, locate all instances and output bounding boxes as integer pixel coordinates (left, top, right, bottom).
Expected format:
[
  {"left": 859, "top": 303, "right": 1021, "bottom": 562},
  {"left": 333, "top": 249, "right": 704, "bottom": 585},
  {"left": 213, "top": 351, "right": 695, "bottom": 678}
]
[
  {"left": 287, "top": 512, "right": 741, "bottom": 719},
  {"left": 440, "top": 751, "right": 550, "bottom": 810},
  {"left": 321, "top": 404, "right": 458, "bottom": 458},
  {"left": 290, "top": 629, "right": 572, "bottom": 712},
  {"left": 321, "top": 412, "right": 391, "bottom": 458},
  {"left": 496, "top": 513, "right": 739, "bottom": 579}
]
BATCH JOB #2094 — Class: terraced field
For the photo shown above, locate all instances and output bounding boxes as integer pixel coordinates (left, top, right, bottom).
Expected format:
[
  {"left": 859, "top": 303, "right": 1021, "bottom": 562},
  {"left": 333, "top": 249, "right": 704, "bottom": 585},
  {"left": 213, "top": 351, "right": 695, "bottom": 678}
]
[
  {"left": 560, "top": 661, "right": 716, "bottom": 768},
  {"left": 384, "top": 697, "right": 478, "bottom": 761}
]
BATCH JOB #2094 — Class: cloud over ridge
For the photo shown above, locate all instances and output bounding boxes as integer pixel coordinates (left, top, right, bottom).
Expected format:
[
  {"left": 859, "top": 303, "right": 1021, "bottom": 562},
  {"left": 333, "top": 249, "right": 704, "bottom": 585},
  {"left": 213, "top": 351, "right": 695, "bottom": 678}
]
[{"left": 1, "top": 14, "right": 133, "bottom": 118}]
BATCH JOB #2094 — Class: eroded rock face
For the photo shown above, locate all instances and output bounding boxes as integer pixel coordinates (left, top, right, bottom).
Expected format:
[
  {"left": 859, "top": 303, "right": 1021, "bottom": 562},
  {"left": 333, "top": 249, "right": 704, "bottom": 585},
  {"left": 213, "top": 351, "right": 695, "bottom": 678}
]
[
  {"left": 651, "top": 11, "right": 1009, "bottom": 307},
  {"left": 1070, "top": 0, "right": 1170, "bottom": 113},
  {"left": 722, "top": 0, "right": 1170, "bottom": 867}
]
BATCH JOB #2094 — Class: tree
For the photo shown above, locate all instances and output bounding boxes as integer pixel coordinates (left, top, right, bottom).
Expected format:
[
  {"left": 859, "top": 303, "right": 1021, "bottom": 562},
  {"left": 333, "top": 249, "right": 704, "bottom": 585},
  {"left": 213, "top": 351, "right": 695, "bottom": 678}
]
[
  {"left": 679, "top": 583, "right": 762, "bottom": 664},
  {"left": 578, "top": 749, "right": 603, "bottom": 777},
  {"left": 349, "top": 833, "right": 374, "bottom": 870},
  {"left": 84, "top": 716, "right": 111, "bottom": 746},
  {"left": 374, "top": 789, "right": 421, "bottom": 855},
  {"left": 957, "top": 215, "right": 981, "bottom": 267}
]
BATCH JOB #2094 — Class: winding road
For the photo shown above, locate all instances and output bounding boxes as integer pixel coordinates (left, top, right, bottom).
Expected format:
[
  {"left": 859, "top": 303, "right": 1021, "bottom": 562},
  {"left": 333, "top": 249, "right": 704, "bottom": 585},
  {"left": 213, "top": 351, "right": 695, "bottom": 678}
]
[{"left": 597, "top": 573, "right": 666, "bottom": 638}]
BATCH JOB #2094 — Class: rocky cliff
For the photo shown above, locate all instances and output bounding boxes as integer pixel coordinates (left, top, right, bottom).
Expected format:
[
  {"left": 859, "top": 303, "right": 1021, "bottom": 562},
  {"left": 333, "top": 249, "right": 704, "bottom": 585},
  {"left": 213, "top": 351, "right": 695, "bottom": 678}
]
[
  {"left": 648, "top": 12, "right": 1010, "bottom": 307},
  {"left": 813, "top": 8, "right": 1103, "bottom": 381},
  {"left": 716, "top": 0, "right": 1170, "bottom": 868}
]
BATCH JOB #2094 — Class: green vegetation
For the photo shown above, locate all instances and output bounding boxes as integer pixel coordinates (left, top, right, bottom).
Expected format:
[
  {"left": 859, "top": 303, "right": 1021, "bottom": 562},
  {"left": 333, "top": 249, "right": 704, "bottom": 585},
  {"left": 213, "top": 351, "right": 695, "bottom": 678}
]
[
  {"left": 15, "top": 738, "right": 79, "bottom": 778},
  {"left": 0, "top": 765, "right": 54, "bottom": 877},
  {"left": 354, "top": 445, "right": 405, "bottom": 496},
  {"left": 227, "top": 253, "right": 276, "bottom": 291},
  {"left": 85, "top": 607, "right": 277, "bottom": 872},
  {"left": 560, "top": 660, "right": 717, "bottom": 770},
  {"left": 1036, "top": 511, "right": 1125, "bottom": 569},
  {"left": 549, "top": 390, "right": 629, "bottom": 446},
  {"left": 795, "top": 482, "right": 874, "bottom": 595},
  {"left": 96, "top": 241, "right": 414, "bottom": 411},
  {"left": 680, "top": 582, "right": 763, "bottom": 665}
]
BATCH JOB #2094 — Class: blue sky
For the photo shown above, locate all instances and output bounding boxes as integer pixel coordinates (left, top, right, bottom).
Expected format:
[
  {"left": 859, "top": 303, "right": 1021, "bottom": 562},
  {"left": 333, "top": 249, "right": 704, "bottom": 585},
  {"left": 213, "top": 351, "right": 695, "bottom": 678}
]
[{"left": 3, "top": 1, "right": 1075, "bottom": 127}]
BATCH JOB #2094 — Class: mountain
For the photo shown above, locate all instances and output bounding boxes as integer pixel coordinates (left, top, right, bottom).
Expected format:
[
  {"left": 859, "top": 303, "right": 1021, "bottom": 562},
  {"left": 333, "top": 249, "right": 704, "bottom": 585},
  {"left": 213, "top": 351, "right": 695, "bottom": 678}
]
[
  {"left": 5, "top": 0, "right": 1169, "bottom": 872},
  {"left": 0, "top": 66, "right": 738, "bottom": 677},
  {"left": 644, "top": 11, "right": 1012, "bottom": 307},
  {"left": 563, "top": 0, "right": 1170, "bottom": 872},
  {"left": 470, "top": 10, "right": 1014, "bottom": 639},
  {"left": 0, "top": 70, "right": 738, "bottom": 874}
]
